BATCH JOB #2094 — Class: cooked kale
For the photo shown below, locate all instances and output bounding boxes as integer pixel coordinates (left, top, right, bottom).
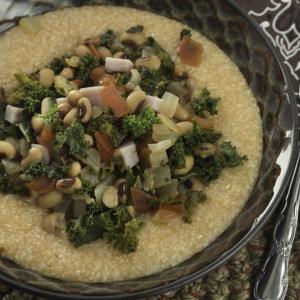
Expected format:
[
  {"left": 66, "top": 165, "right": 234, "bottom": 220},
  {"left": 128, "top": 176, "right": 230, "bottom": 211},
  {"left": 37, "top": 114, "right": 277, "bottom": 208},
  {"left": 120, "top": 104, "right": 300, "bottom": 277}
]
[
  {"left": 99, "top": 29, "right": 117, "bottom": 48},
  {"left": 191, "top": 88, "right": 219, "bottom": 118},
  {"left": 24, "top": 161, "right": 68, "bottom": 180},
  {"left": 122, "top": 107, "right": 160, "bottom": 139},
  {"left": 8, "top": 73, "right": 57, "bottom": 116},
  {"left": 77, "top": 54, "right": 99, "bottom": 81},
  {"left": 194, "top": 141, "right": 247, "bottom": 182},
  {"left": 116, "top": 72, "right": 131, "bottom": 85},
  {"left": 67, "top": 204, "right": 143, "bottom": 253},
  {"left": 183, "top": 191, "right": 207, "bottom": 223},
  {"left": 168, "top": 141, "right": 186, "bottom": 169},
  {"left": 0, "top": 161, "right": 28, "bottom": 195},
  {"left": 180, "top": 28, "right": 192, "bottom": 39},
  {"left": 55, "top": 121, "right": 87, "bottom": 157},
  {"left": 181, "top": 124, "right": 222, "bottom": 154},
  {"left": 49, "top": 57, "right": 67, "bottom": 74}
]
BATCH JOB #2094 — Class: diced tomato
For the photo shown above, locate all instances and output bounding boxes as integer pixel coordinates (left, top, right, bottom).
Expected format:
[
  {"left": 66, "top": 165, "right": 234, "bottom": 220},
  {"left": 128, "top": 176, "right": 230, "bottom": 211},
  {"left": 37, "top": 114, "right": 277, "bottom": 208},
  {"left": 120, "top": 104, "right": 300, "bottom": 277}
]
[
  {"left": 37, "top": 126, "right": 54, "bottom": 146},
  {"left": 89, "top": 67, "right": 106, "bottom": 85},
  {"left": 178, "top": 37, "right": 203, "bottom": 67},
  {"left": 158, "top": 204, "right": 185, "bottom": 219},
  {"left": 100, "top": 83, "right": 130, "bottom": 117},
  {"left": 95, "top": 131, "right": 115, "bottom": 162},
  {"left": 26, "top": 176, "right": 54, "bottom": 194},
  {"left": 130, "top": 187, "right": 157, "bottom": 213},
  {"left": 86, "top": 43, "right": 100, "bottom": 57},
  {"left": 73, "top": 79, "right": 84, "bottom": 89}
]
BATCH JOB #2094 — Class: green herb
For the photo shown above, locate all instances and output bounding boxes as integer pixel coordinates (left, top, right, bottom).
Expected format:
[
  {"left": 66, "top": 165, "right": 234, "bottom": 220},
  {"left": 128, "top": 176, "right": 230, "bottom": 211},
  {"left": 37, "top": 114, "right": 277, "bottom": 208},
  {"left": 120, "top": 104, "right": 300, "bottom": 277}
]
[
  {"left": 116, "top": 72, "right": 131, "bottom": 85},
  {"left": 194, "top": 141, "right": 247, "bottom": 182},
  {"left": 55, "top": 121, "right": 87, "bottom": 157},
  {"left": 180, "top": 28, "right": 192, "bottom": 39},
  {"left": 0, "top": 161, "right": 28, "bottom": 195},
  {"left": 49, "top": 57, "right": 67, "bottom": 74},
  {"left": 78, "top": 181, "right": 95, "bottom": 197},
  {"left": 77, "top": 54, "right": 99, "bottom": 81},
  {"left": 122, "top": 107, "right": 160, "bottom": 139},
  {"left": 126, "top": 25, "right": 144, "bottom": 33},
  {"left": 23, "top": 161, "right": 68, "bottom": 180},
  {"left": 99, "top": 121, "right": 125, "bottom": 148},
  {"left": 191, "top": 88, "right": 219, "bottom": 118},
  {"left": 139, "top": 69, "right": 169, "bottom": 96},
  {"left": 168, "top": 141, "right": 186, "bottom": 169},
  {"left": 100, "top": 29, "right": 117, "bottom": 48}
]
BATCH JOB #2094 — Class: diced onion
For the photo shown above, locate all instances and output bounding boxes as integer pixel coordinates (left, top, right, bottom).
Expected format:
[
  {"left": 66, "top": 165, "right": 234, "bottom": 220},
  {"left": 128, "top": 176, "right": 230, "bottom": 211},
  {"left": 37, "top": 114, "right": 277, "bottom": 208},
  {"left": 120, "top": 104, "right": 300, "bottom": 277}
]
[
  {"left": 113, "top": 142, "right": 139, "bottom": 171},
  {"left": 145, "top": 95, "right": 163, "bottom": 112},
  {"left": 41, "top": 97, "right": 55, "bottom": 115},
  {"left": 159, "top": 92, "right": 179, "bottom": 118},
  {"left": 143, "top": 166, "right": 171, "bottom": 191},
  {"left": 80, "top": 167, "right": 99, "bottom": 187},
  {"left": 2, "top": 159, "right": 22, "bottom": 175},
  {"left": 4, "top": 105, "right": 24, "bottom": 124},
  {"left": 105, "top": 57, "right": 134, "bottom": 73},
  {"left": 152, "top": 124, "right": 178, "bottom": 144},
  {"left": 77, "top": 148, "right": 101, "bottom": 173},
  {"left": 158, "top": 179, "right": 179, "bottom": 198},
  {"left": 94, "top": 175, "right": 116, "bottom": 201},
  {"left": 158, "top": 114, "right": 180, "bottom": 134},
  {"left": 56, "top": 97, "right": 68, "bottom": 105},
  {"left": 125, "top": 69, "right": 141, "bottom": 90},
  {"left": 79, "top": 86, "right": 104, "bottom": 107}
]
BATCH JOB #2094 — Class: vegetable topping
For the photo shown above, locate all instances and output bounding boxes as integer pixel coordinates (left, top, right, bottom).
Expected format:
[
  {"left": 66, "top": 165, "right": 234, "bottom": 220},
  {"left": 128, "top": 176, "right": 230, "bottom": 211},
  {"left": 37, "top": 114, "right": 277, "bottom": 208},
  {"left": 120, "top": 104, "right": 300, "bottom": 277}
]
[{"left": 0, "top": 25, "right": 247, "bottom": 254}]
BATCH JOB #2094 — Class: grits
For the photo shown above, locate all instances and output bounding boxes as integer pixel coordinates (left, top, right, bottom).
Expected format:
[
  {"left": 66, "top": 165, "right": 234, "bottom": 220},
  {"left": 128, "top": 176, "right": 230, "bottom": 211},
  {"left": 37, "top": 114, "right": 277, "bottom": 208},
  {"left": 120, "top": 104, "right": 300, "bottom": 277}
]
[{"left": 0, "top": 6, "right": 262, "bottom": 282}]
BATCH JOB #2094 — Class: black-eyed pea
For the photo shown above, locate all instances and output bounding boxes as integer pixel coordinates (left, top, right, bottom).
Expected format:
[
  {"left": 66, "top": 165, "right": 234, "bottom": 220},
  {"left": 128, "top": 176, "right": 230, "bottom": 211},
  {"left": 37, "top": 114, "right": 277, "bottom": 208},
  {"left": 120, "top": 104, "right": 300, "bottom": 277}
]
[
  {"left": 84, "top": 134, "right": 94, "bottom": 147},
  {"left": 77, "top": 97, "right": 92, "bottom": 123},
  {"left": 126, "top": 90, "right": 146, "bottom": 112},
  {"left": 31, "top": 115, "right": 44, "bottom": 132},
  {"left": 56, "top": 177, "right": 82, "bottom": 194},
  {"left": 21, "top": 147, "right": 43, "bottom": 167},
  {"left": 176, "top": 121, "right": 193, "bottom": 136},
  {"left": 174, "top": 156, "right": 194, "bottom": 175},
  {"left": 98, "top": 46, "right": 112, "bottom": 59},
  {"left": 135, "top": 55, "right": 161, "bottom": 70},
  {"left": 68, "top": 161, "right": 81, "bottom": 177},
  {"left": 174, "top": 103, "right": 189, "bottom": 121},
  {"left": 39, "top": 68, "right": 55, "bottom": 88},
  {"left": 38, "top": 191, "right": 63, "bottom": 209},
  {"left": 75, "top": 45, "right": 91, "bottom": 57},
  {"left": 60, "top": 67, "right": 74, "bottom": 80},
  {"left": 63, "top": 108, "right": 78, "bottom": 127},
  {"left": 68, "top": 90, "right": 82, "bottom": 106},
  {"left": 0, "top": 141, "right": 16, "bottom": 160}
]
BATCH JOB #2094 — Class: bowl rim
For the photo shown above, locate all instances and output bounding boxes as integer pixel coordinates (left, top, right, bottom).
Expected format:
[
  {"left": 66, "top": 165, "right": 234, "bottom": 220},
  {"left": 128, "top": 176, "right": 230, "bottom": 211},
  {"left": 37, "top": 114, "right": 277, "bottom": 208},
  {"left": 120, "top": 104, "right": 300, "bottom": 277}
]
[{"left": 0, "top": 0, "right": 299, "bottom": 299}]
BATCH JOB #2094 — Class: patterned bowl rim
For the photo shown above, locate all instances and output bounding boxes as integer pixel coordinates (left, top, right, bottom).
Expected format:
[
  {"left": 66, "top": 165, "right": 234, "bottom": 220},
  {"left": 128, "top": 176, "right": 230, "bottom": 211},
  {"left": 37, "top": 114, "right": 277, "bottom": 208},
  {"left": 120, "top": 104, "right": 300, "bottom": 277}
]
[{"left": 0, "top": 0, "right": 298, "bottom": 299}]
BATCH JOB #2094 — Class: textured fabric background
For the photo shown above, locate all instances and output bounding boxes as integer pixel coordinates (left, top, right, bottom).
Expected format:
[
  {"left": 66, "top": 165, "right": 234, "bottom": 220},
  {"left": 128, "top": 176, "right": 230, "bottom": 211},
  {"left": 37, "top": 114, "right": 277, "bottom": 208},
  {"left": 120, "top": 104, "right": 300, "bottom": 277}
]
[{"left": 0, "top": 0, "right": 300, "bottom": 299}]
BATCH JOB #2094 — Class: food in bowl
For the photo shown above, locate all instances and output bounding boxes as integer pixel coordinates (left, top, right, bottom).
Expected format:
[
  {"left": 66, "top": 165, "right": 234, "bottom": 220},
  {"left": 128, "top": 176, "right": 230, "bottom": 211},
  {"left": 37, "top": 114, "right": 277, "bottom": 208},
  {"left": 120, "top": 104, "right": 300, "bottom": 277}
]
[{"left": 0, "top": 6, "right": 262, "bottom": 282}]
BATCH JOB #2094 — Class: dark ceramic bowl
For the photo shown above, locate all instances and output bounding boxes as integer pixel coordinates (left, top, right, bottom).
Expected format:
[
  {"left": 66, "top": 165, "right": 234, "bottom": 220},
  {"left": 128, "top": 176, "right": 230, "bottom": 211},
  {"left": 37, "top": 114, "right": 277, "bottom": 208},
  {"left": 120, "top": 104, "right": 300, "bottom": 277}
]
[{"left": 0, "top": 0, "right": 298, "bottom": 299}]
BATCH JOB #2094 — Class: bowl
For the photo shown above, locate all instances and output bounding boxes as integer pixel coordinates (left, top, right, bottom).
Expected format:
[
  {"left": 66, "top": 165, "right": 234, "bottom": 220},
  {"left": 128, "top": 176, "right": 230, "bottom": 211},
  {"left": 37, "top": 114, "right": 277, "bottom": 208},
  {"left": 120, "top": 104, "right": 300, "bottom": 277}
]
[{"left": 0, "top": 0, "right": 298, "bottom": 299}]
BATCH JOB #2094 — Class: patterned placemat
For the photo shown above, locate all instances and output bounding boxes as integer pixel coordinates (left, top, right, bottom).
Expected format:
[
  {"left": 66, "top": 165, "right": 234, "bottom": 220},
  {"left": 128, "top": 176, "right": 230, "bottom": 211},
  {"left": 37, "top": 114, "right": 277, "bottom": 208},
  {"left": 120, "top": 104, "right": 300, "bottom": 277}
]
[{"left": 0, "top": 1, "right": 300, "bottom": 299}]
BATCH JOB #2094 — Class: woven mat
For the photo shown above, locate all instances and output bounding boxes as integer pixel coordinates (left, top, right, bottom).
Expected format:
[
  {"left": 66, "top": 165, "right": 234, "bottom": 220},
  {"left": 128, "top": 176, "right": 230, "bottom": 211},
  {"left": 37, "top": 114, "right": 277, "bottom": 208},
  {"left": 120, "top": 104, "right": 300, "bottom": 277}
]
[{"left": 1, "top": 1, "right": 300, "bottom": 299}]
